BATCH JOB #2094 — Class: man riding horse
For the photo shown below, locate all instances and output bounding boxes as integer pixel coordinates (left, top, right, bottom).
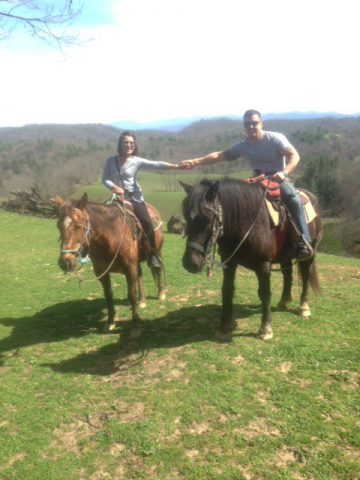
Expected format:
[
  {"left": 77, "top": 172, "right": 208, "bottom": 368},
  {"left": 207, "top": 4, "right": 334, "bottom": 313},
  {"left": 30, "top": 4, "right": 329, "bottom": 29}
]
[{"left": 181, "top": 109, "right": 313, "bottom": 261}]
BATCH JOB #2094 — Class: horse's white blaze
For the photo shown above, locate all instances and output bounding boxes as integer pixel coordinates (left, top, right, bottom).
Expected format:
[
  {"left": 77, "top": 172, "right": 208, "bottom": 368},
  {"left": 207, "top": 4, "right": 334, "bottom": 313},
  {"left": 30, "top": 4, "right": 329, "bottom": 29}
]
[
  {"left": 63, "top": 216, "right": 72, "bottom": 229},
  {"left": 190, "top": 207, "right": 199, "bottom": 220}
]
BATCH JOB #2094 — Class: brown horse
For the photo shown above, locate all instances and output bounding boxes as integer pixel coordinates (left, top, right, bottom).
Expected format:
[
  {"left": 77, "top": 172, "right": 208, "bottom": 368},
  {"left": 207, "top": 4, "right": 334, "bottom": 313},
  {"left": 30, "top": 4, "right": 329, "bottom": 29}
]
[
  {"left": 55, "top": 193, "right": 165, "bottom": 337},
  {"left": 181, "top": 178, "right": 322, "bottom": 340}
]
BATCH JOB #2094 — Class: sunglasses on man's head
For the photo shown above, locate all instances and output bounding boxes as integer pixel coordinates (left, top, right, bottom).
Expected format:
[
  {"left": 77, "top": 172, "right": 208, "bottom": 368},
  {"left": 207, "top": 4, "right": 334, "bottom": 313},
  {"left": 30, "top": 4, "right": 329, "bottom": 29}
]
[{"left": 244, "top": 121, "right": 260, "bottom": 128}]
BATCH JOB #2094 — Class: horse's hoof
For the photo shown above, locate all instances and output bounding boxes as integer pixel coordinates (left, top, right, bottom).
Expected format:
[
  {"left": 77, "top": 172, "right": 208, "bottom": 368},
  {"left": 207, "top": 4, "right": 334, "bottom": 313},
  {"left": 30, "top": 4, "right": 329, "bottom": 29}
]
[
  {"left": 215, "top": 330, "right": 232, "bottom": 341},
  {"left": 276, "top": 301, "right": 291, "bottom": 312},
  {"left": 138, "top": 301, "right": 146, "bottom": 309},
  {"left": 130, "top": 328, "right": 141, "bottom": 338},
  {"left": 298, "top": 307, "right": 311, "bottom": 318},
  {"left": 258, "top": 328, "right": 273, "bottom": 341},
  {"left": 158, "top": 293, "right": 166, "bottom": 301},
  {"left": 104, "top": 322, "right": 115, "bottom": 332}
]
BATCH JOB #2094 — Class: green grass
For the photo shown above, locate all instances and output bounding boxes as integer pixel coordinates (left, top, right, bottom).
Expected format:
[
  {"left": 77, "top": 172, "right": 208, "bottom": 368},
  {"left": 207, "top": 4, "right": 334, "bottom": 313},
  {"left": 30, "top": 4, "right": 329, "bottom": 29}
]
[
  {"left": 0, "top": 209, "right": 360, "bottom": 479},
  {"left": 318, "top": 219, "right": 343, "bottom": 256}
]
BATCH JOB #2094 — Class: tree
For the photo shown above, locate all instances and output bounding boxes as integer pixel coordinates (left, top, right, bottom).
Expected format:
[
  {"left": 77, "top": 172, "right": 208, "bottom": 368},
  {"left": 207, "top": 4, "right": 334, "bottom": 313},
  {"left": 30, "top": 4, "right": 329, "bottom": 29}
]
[{"left": 0, "top": 0, "right": 85, "bottom": 51}]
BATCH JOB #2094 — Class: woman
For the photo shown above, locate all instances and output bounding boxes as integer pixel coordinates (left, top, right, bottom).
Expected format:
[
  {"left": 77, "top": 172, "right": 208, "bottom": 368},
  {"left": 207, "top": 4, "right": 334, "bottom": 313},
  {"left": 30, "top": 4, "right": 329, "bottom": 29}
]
[{"left": 102, "top": 130, "right": 181, "bottom": 268}]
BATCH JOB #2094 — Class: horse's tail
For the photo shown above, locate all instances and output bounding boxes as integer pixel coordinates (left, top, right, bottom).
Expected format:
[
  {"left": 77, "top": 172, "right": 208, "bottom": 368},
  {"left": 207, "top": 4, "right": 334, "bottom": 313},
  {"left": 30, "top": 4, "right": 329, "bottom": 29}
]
[
  {"left": 298, "top": 259, "right": 321, "bottom": 295},
  {"left": 310, "top": 260, "right": 321, "bottom": 294}
]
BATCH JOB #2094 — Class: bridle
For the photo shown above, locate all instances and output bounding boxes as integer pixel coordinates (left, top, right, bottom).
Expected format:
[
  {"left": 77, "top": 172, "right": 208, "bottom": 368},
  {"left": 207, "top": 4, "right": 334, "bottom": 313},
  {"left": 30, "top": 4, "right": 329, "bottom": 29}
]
[
  {"left": 186, "top": 177, "right": 274, "bottom": 275},
  {"left": 186, "top": 197, "right": 224, "bottom": 276},
  {"left": 59, "top": 209, "right": 91, "bottom": 264}
]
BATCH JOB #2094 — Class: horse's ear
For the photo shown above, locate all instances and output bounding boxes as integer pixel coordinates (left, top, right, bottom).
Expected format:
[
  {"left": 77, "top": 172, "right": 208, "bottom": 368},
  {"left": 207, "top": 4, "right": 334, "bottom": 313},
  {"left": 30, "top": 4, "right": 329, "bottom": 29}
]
[
  {"left": 179, "top": 181, "right": 193, "bottom": 194},
  {"left": 54, "top": 195, "right": 66, "bottom": 207},
  {"left": 206, "top": 180, "right": 220, "bottom": 202},
  {"left": 78, "top": 193, "right": 88, "bottom": 211}
]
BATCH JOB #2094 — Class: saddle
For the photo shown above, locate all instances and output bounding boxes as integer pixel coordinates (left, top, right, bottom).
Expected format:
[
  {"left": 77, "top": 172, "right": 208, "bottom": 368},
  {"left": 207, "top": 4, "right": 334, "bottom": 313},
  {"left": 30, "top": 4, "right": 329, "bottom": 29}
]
[
  {"left": 113, "top": 198, "right": 162, "bottom": 240},
  {"left": 247, "top": 175, "right": 317, "bottom": 259}
]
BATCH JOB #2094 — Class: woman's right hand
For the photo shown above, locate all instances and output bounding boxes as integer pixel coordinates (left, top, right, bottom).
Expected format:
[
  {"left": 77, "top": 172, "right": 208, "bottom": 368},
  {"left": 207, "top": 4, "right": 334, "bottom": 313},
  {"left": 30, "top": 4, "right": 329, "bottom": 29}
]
[
  {"left": 112, "top": 186, "right": 124, "bottom": 195},
  {"left": 181, "top": 160, "right": 196, "bottom": 170}
]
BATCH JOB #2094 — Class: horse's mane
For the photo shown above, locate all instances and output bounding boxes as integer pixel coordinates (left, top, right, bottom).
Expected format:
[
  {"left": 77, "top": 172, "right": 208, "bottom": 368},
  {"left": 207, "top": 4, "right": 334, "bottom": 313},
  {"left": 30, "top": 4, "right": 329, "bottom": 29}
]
[
  {"left": 63, "top": 200, "right": 125, "bottom": 233},
  {"left": 182, "top": 178, "right": 269, "bottom": 240}
]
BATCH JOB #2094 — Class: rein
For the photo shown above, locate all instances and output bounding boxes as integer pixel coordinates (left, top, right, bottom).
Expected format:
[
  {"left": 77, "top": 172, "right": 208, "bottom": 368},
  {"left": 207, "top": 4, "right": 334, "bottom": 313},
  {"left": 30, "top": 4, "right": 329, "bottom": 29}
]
[{"left": 186, "top": 177, "right": 272, "bottom": 275}]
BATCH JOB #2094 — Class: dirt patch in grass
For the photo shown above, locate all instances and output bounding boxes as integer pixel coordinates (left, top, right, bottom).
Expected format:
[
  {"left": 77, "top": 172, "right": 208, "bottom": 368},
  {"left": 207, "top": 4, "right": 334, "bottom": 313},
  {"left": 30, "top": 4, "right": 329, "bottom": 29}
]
[
  {"left": 234, "top": 417, "right": 281, "bottom": 439},
  {"left": 276, "top": 361, "right": 292, "bottom": 374},
  {"left": 271, "top": 446, "right": 296, "bottom": 467},
  {"left": 0, "top": 452, "right": 26, "bottom": 472},
  {"left": 47, "top": 401, "right": 145, "bottom": 457}
]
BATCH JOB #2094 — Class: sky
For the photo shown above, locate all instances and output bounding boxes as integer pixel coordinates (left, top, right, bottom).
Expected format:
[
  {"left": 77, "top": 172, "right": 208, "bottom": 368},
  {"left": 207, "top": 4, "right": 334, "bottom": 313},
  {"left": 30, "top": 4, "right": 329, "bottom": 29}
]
[{"left": 1, "top": 0, "right": 360, "bottom": 128}]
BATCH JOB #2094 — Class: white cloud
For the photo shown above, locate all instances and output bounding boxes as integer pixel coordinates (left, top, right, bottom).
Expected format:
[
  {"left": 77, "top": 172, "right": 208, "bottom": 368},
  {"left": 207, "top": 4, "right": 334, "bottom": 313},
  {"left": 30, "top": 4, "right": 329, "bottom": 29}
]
[{"left": 1, "top": 0, "right": 360, "bottom": 127}]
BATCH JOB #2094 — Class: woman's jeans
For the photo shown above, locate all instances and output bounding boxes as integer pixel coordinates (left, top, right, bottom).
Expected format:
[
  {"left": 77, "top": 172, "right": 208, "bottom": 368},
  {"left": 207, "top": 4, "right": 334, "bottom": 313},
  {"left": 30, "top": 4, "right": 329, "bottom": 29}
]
[{"left": 279, "top": 180, "right": 311, "bottom": 244}]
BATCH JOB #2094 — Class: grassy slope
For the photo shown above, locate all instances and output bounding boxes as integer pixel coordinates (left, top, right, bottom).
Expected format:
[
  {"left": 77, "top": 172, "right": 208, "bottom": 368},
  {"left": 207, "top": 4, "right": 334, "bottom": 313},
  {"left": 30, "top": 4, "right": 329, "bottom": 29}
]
[{"left": 0, "top": 209, "right": 359, "bottom": 480}]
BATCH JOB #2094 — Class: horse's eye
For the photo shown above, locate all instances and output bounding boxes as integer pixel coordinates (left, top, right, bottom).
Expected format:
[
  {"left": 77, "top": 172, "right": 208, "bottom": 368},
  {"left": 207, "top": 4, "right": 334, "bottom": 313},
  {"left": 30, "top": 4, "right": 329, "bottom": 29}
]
[{"left": 74, "top": 225, "right": 82, "bottom": 231}]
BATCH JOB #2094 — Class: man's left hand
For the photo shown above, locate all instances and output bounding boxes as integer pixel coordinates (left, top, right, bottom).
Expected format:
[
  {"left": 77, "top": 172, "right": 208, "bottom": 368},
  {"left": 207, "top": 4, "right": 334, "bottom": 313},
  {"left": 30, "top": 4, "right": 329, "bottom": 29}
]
[{"left": 272, "top": 171, "right": 286, "bottom": 183}]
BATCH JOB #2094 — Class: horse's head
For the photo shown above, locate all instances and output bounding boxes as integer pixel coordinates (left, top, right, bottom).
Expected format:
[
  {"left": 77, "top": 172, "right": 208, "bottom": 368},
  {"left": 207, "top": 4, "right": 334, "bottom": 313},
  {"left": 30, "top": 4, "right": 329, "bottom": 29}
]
[
  {"left": 55, "top": 193, "right": 90, "bottom": 272},
  {"left": 180, "top": 179, "right": 220, "bottom": 273}
]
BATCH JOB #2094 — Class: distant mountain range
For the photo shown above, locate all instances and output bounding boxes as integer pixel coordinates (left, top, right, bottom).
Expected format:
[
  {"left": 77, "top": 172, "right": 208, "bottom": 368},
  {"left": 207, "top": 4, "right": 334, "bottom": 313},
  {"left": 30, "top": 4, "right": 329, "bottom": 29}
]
[{"left": 109, "top": 111, "right": 360, "bottom": 132}]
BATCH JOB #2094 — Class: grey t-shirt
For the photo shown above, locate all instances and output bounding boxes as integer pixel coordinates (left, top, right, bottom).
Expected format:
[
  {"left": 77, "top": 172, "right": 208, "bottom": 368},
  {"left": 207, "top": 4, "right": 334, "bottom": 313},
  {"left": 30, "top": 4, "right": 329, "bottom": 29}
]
[
  {"left": 102, "top": 155, "right": 169, "bottom": 202},
  {"left": 224, "top": 131, "right": 291, "bottom": 176}
]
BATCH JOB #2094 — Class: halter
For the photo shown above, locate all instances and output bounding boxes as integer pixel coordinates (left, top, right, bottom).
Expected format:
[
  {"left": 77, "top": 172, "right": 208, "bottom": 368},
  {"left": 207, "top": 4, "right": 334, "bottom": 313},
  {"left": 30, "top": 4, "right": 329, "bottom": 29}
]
[
  {"left": 186, "top": 197, "right": 225, "bottom": 276},
  {"left": 59, "top": 209, "right": 91, "bottom": 264}
]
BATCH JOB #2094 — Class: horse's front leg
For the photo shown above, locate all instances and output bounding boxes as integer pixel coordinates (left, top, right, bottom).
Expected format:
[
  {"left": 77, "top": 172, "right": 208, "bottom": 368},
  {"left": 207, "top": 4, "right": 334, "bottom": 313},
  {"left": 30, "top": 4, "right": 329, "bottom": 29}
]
[
  {"left": 96, "top": 272, "right": 115, "bottom": 332},
  {"left": 126, "top": 266, "right": 141, "bottom": 338},
  {"left": 277, "top": 261, "right": 293, "bottom": 311},
  {"left": 217, "top": 261, "right": 237, "bottom": 339},
  {"left": 137, "top": 264, "right": 146, "bottom": 309},
  {"left": 256, "top": 261, "right": 273, "bottom": 340}
]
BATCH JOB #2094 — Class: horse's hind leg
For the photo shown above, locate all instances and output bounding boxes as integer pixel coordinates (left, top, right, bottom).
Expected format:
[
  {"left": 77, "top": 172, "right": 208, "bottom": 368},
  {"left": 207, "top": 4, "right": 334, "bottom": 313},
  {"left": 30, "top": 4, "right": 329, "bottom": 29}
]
[
  {"left": 298, "top": 260, "right": 312, "bottom": 317},
  {"left": 126, "top": 267, "right": 141, "bottom": 338},
  {"left": 277, "top": 261, "right": 293, "bottom": 312},
  {"left": 256, "top": 262, "right": 273, "bottom": 340},
  {"left": 152, "top": 252, "right": 166, "bottom": 300},
  {"left": 138, "top": 264, "right": 146, "bottom": 309},
  {"left": 96, "top": 272, "right": 115, "bottom": 332}
]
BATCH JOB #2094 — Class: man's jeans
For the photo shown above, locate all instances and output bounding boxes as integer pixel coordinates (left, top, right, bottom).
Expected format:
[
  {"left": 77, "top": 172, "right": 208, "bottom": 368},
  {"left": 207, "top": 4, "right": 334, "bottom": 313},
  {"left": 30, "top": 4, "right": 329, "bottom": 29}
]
[{"left": 279, "top": 180, "right": 311, "bottom": 244}]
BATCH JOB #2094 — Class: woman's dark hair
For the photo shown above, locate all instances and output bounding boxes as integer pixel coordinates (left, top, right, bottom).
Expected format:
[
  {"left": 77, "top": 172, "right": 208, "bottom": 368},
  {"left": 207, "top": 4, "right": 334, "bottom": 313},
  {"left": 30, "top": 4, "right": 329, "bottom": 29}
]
[{"left": 117, "top": 130, "right": 139, "bottom": 156}]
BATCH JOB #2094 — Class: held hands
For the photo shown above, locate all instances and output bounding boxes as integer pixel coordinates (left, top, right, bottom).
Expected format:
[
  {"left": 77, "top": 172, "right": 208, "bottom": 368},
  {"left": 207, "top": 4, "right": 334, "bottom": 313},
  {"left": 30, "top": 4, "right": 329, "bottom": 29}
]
[{"left": 180, "top": 160, "right": 196, "bottom": 170}]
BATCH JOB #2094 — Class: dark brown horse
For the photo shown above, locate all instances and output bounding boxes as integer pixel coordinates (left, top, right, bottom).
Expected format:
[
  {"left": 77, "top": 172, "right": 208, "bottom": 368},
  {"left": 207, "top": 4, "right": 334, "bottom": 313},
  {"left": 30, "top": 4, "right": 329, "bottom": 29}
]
[
  {"left": 181, "top": 178, "right": 322, "bottom": 340},
  {"left": 55, "top": 193, "right": 165, "bottom": 337}
]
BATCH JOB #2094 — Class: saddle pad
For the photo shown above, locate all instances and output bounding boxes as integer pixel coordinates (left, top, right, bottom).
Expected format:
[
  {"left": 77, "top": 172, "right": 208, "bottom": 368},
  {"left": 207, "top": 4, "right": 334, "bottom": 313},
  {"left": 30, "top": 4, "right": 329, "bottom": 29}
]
[
  {"left": 297, "top": 190, "right": 317, "bottom": 224},
  {"left": 265, "top": 195, "right": 317, "bottom": 228}
]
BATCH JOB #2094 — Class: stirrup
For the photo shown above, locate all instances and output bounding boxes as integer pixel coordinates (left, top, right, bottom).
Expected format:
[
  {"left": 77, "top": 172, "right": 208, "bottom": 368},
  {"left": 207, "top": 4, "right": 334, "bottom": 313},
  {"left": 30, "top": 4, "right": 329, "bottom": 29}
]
[{"left": 147, "top": 253, "right": 161, "bottom": 268}]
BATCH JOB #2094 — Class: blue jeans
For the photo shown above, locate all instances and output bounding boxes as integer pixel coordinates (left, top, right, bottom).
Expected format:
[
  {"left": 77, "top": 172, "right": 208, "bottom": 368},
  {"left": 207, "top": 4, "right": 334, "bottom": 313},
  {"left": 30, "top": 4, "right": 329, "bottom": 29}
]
[{"left": 279, "top": 180, "right": 311, "bottom": 243}]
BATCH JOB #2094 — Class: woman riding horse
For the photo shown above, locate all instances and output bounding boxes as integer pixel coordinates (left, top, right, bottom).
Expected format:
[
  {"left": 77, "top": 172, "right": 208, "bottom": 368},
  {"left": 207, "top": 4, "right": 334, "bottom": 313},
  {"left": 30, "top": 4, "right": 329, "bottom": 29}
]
[{"left": 102, "top": 131, "right": 183, "bottom": 268}]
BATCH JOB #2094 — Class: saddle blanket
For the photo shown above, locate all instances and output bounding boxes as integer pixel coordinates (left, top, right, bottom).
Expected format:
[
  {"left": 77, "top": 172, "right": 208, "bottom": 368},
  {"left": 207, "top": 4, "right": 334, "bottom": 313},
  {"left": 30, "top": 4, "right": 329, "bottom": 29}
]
[{"left": 265, "top": 190, "right": 317, "bottom": 228}]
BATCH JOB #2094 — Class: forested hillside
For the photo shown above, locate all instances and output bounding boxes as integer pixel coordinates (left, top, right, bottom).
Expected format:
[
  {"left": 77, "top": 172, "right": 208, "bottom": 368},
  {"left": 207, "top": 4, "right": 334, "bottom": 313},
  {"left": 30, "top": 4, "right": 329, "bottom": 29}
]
[{"left": 1, "top": 117, "right": 359, "bottom": 254}]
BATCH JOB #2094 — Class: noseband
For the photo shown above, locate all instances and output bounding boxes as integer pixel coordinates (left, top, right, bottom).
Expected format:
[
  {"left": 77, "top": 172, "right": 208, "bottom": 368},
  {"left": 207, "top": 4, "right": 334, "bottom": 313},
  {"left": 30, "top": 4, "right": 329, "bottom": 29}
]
[
  {"left": 186, "top": 197, "right": 225, "bottom": 275},
  {"left": 60, "top": 209, "right": 91, "bottom": 264}
]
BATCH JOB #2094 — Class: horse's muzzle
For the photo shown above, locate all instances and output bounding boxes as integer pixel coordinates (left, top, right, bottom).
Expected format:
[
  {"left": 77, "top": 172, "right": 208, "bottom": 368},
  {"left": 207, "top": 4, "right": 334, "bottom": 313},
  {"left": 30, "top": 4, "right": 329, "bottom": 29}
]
[
  {"left": 182, "top": 249, "right": 204, "bottom": 273},
  {"left": 58, "top": 254, "right": 76, "bottom": 272}
]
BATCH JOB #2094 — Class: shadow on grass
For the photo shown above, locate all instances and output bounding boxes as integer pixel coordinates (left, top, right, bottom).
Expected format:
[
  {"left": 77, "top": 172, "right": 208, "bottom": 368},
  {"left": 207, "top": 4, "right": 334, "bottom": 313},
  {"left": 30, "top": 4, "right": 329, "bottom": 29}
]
[{"left": 0, "top": 297, "right": 272, "bottom": 374}]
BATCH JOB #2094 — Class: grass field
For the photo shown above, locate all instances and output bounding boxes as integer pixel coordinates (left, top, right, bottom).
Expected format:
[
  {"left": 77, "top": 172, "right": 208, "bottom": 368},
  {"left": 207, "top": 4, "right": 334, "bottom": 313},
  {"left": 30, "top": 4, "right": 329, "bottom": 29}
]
[{"left": 0, "top": 209, "right": 359, "bottom": 480}]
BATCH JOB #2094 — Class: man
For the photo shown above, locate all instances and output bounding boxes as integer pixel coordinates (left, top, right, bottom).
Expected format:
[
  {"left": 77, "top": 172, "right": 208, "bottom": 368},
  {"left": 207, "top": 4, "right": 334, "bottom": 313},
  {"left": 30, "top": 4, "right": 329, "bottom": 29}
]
[{"left": 181, "top": 109, "right": 313, "bottom": 261}]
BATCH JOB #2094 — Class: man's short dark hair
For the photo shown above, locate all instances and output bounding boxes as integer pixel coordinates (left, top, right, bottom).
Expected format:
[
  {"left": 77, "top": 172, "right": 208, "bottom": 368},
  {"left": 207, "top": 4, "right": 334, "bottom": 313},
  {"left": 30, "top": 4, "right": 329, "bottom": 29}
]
[{"left": 243, "top": 109, "right": 261, "bottom": 120}]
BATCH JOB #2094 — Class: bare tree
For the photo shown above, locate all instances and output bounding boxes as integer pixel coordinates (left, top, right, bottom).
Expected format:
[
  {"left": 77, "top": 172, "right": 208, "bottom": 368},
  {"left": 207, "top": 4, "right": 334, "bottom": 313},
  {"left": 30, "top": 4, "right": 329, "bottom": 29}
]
[{"left": 0, "top": 0, "right": 85, "bottom": 51}]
